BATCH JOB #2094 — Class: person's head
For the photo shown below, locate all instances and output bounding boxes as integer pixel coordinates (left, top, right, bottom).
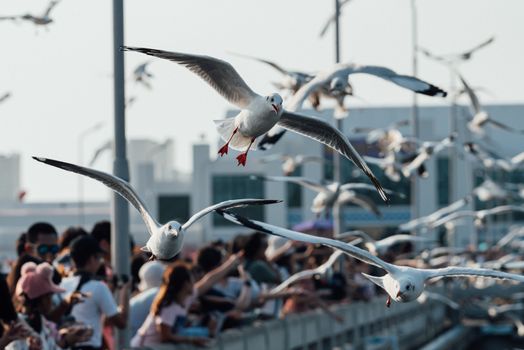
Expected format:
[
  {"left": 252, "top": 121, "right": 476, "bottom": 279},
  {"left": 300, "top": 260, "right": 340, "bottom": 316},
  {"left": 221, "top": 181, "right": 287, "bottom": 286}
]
[
  {"left": 244, "top": 232, "right": 268, "bottom": 260},
  {"left": 197, "top": 246, "right": 223, "bottom": 273},
  {"left": 230, "top": 234, "right": 248, "bottom": 254},
  {"left": 26, "top": 222, "right": 59, "bottom": 263},
  {"left": 16, "top": 262, "right": 65, "bottom": 318},
  {"left": 151, "top": 262, "right": 193, "bottom": 316},
  {"left": 91, "top": 221, "right": 111, "bottom": 259},
  {"left": 137, "top": 261, "right": 166, "bottom": 292},
  {"left": 70, "top": 235, "right": 103, "bottom": 274},
  {"left": 16, "top": 233, "right": 27, "bottom": 257},
  {"left": 59, "top": 226, "right": 88, "bottom": 253}
]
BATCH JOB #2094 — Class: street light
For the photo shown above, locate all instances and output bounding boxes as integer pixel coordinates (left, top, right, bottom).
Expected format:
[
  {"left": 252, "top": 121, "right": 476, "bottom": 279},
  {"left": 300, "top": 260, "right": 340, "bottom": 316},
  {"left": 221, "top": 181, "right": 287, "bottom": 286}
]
[{"left": 77, "top": 121, "right": 104, "bottom": 226}]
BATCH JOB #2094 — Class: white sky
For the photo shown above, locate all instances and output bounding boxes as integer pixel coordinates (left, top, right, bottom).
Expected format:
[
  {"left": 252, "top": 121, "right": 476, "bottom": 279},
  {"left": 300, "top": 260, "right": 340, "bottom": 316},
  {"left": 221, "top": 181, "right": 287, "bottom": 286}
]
[{"left": 1, "top": 0, "right": 523, "bottom": 202}]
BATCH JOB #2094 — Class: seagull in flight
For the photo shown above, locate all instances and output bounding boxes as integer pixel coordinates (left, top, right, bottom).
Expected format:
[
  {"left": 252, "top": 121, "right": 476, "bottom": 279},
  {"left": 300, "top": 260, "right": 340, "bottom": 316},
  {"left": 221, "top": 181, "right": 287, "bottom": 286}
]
[
  {"left": 418, "top": 36, "right": 495, "bottom": 64},
  {"left": 401, "top": 133, "right": 456, "bottom": 178},
  {"left": 0, "top": 92, "right": 11, "bottom": 104},
  {"left": 318, "top": 0, "right": 354, "bottom": 38},
  {"left": 133, "top": 61, "right": 154, "bottom": 90},
  {"left": 337, "top": 230, "right": 433, "bottom": 256},
  {"left": 33, "top": 156, "right": 279, "bottom": 260},
  {"left": 430, "top": 205, "right": 524, "bottom": 229},
  {"left": 255, "top": 175, "right": 403, "bottom": 216},
  {"left": 258, "top": 154, "right": 323, "bottom": 176},
  {"left": 122, "top": 46, "right": 390, "bottom": 202},
  {"left": 216, "top": 209, "right": 524, "bottom": 307},
  {"left": 1, "top": 0, "right": 60, "bottom": 27}
]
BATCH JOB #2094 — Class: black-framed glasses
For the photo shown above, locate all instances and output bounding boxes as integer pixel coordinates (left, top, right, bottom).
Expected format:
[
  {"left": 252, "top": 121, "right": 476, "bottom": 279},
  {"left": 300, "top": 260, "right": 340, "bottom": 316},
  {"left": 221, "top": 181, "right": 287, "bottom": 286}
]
[{"left": 36, "top": 244, "right": 59, "bottom": 256}]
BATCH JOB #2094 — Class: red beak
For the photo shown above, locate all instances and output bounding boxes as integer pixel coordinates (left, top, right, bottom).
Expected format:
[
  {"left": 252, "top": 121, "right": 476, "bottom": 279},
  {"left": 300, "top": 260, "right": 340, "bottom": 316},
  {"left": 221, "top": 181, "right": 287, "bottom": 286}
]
[{"left": 271, "top": 104, "right": 279, "bottom": 113}]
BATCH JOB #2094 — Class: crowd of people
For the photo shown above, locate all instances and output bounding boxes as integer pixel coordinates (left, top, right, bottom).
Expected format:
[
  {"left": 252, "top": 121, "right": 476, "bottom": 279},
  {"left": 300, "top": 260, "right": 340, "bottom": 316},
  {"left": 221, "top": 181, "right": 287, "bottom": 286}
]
[{"left": 0, "top": 221, "right": 384, "bottom": 350}]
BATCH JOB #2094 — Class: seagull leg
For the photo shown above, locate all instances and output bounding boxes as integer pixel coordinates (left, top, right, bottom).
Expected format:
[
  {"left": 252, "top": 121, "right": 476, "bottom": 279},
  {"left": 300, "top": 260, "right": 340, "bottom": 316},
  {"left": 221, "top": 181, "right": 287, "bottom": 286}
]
[
  {"left": 236, "top": 138, "right": 256, "bottom": 166},
  {"left": 218, "top": 127, "right": 238, "bottom": 156},
  {"left": 386, "top": 296, "right": 391, "bottom": 308}
]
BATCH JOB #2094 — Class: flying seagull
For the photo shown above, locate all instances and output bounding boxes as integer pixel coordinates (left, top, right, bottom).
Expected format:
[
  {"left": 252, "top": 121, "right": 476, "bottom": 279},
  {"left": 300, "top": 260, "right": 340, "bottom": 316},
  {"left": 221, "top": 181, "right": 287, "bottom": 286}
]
[
  {"left": 337, "top": 230, "right": 433, "bottom": 256},
  {"left": 216, "top": 209, "right": 524, "bottom": 307},
  {"left": 430, "top": 205, "right": 524, "bottom": 229},
  {"left": 33, "top": 156, "right": 279, "bottom": 260},
  {"left": 0, "top": 92, "right": 11, "bottom": 104},
  {"left": 122, "top": 46, "right": 390, "bottom": 202},
  {"left": 318, "top": 0, "right": 353, "bottom": 38},
  {"left": 2, "top": 0, "right": 61, "bottom": 26},
  {"left": 133, "top": 61, "right": 154, "bottom": 89},
  {"left": 401, "top": 133, "right": 456, "bottom": 178},
  {"left": 255, "top": 175, "right": 403, "bottom": 216},
  {"left": 418, "top": 36, "right": 495, "bottom": 64},
  {"left": 258, "top": 154, "right": 323, "bottom": 176}
]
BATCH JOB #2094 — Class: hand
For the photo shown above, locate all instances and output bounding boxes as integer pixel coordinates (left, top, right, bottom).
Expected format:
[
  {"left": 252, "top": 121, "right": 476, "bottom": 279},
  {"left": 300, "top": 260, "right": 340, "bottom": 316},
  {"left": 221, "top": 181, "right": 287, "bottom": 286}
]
[
  {"left": 0, "top": 322, "right": 32, "bottom": 347},
  {"left": 65, "top": 291, "right": 90, "bottom": 307},
  {"left": 60, "top": 324, "right": 93, "bottom": 345}
]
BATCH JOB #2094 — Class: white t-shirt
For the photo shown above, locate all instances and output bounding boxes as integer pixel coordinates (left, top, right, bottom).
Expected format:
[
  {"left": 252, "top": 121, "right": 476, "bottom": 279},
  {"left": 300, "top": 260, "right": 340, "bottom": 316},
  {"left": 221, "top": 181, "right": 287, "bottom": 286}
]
[{"left": 60, "top": 276, "right": 119, "bottom": 348}]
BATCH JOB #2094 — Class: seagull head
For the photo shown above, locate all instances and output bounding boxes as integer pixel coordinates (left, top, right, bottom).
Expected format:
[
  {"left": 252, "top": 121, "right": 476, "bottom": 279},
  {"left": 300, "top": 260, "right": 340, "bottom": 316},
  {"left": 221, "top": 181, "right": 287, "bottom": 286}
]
[
  {"left": 395, "top": 278, "right": 420, "bottom": 302},
  {"left": 149, "top": 221, "right": 184, "bottom": 261},
  {"left": 266, "top": 93, "right": 283, "bottom": 115}
]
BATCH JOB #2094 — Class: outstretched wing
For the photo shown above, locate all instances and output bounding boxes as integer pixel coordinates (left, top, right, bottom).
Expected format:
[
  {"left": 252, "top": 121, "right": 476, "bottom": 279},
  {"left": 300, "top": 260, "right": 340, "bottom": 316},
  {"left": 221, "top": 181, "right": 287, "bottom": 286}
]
[
  {"left": 181, "top": 199, "right": 281, "bottom": 231},
  {"left": 33, "top": 156, "right": 159, "bottom": 236},
  {"left": 422, "top": 266, "right": 524, "bottom": 283},
  {"left": 122, "top": 46, "right": 258, "bottom": 108},
  {"left": 255, "top": 175, "right": 327, "bottom": 193},
  {"left": 278, "top": 111, "right": 389, "bottom": 203},
  {"left": 216, "top": 210, "right": 396, "bottom": 273}
]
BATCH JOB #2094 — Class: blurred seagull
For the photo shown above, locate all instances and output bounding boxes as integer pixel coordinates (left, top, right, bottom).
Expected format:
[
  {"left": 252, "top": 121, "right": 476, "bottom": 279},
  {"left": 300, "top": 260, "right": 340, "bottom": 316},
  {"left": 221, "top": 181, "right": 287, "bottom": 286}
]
[
  {"left": 258, "top": 154, "right": 323, "bottom": 176},
  {"left": 363, "top": 154, "right": 404, "bottom": 182},
  {"left": 353, "top": 119, "right": 410, "bottom": 154},
  {"left": 216, "top": 209, "right": 524, "bottom": 307},
  {"left": 2, "top": 0, "right": 61, "bottom": 26},
  {"left": 33, "top": 156, "right": 279, "bottom": 261},
  {"left": 459, "top": 73, "right": 524, "bottom": 137},
  {"left": 401, "top": 133, "right": 456, "bottom": 178},
  {"left": 133, "top": 61, "right": 154, "bottom": 89},
  {"left": 88, "top": 140, "right": 112, "bottom": 167},
  {"left": 122, "top": 46, "right": 390, "bottom": 202},
  {"left": 270, "top": 250, "right": 345, "bottom": 294},
  {"left": 230, "top": 52, "right": 314, "bottom": 95},
  {"left": 430, "top": 205, "right": 524, "bottom": 229},
  {"left": 398, "top": 196, "right": 471, "bottom": 232},
  {"left": 418, "top": 36, "right": 495, "bottom": 64},
  {"left": 472, "top": 178, "right": 519, "bottom": 202},
  {"left": 0, "top": 92, "right": 11, "bottom": 104},
  {"left": 337, "top": 230, "right": 433, "bottom": 256},
  {"left": 463, "top": 142, "right": 511, "bottom": 171},
  {"left": 417, "top": 291, "right": 460, "bottom": 310},
  {"left": 255, "top": 175, "right": 403, "bottom": 216}
]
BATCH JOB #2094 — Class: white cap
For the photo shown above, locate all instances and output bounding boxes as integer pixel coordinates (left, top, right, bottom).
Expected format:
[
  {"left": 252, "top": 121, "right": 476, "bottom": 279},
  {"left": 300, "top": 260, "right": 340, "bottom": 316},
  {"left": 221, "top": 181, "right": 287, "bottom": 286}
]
[{"left": 138, "top": 261, "right": 166, "bottom": 292}]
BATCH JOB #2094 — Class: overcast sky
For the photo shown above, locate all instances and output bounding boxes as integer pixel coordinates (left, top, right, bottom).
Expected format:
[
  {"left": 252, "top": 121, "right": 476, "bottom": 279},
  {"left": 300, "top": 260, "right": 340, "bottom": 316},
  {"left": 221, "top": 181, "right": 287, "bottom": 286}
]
[{"left": 1, "top": 0, "right": 523, "bottom": 202}]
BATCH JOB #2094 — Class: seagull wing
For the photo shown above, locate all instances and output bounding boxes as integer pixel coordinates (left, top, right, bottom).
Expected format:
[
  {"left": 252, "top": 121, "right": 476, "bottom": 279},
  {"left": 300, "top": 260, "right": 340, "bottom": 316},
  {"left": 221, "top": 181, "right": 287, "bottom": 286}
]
[
  {"left": 462, "top": 36, "right": 495, "bottom": 57},
  {"left": 88, "top": 140, "right": 112, "bottom": 167},
  {"left": 32, "top": 156, "right": 159, "bottom": 236},
  {"left": 339, "top": 183, "right": 405, "bottom": 198},
  {"left": 229, "top": 52, "right": 289, "bottom": 76},
  {"left": 430, "top": 211, "right": 478, "bottom": 228},
  {"left": 487, "top": 118, "right": 524, "bottom": 134},
  {"left": 216, "top": 210, "right": 396, "bottom": 273},
  {"left": 457, "top": 73, "right": 482, "bottom": 115},
  {"left": 421, "top": 266, "right": 524, "bottom": 283},
  {"left": 278, "top": 111, "right": 389, "bottom": 203},
  {"left": 417, "top": 46, "right": 446, "bottom": 62},
  {"left": 353, "top": 65, "right": 447, "bottom": 97},
  {"left": 482, "top": 205, "right": 524, "bottom": 217},
  {"left": 43, "top": 0, "right": 59, "bottom": 17},
  {"left": 181, "top": 199, "right": 280, "bottom": 231},
  {"left": 256, "top": 175, "right": 327, "bottom": 193},
  {"left": 122, "top": 47, "right": 258, "bottom": 109}
]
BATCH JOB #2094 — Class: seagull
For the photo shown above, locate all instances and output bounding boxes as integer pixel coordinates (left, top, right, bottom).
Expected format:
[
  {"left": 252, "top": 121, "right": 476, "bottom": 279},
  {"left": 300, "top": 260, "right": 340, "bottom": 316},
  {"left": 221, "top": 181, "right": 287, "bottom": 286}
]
[
  {"left": 458, "top": 73, "right": 524, "bottom": 137},
  {"left": 270, "top": 250, "right": 345, "bottom": 294},
  {"left": 229, "top": 52, "right": 314, "bottom": 95},
  {"left": 286, "top": 63, "right": 447, "bottom": 112},
  {"left": 0, "top": 92, "right": 11, "bottom": 104},
  {"left": 122, "top": 46, "right": 390, "bottom": 202},
  {"left": 418, "top": 36, "right": 495, "bottom": 64},
  {"left": 32, "top": 156, "right": 279, "bottom": 261},
  {"left": 430, "top": 205, "right": 524, "bottom": 230},
  {"left": 318, "top": 0, "right": 353, "bottom": 38},
  {"left": 463, "top": 142, "right": 512, "bottom": 171},
  {"left": 133, "top": 61, "right": 154, "bottom": 90},
  {"left": 258, "top": 154, "right": 323, "bottom": 176},
  {"left": 417, "top": 291, "right": 459, "bottom": 310},
  {"left": 363, "top": 154, "right": 404, "bottom": 182},
  {"left": 216, "top": 209, "right": 524, "bottom": 307},
  {"left": 353, "top": 119, "right": 410, "bottom": 155},
  {"left": 495, "top": 227, "right": 524, "bottom": 250},
  {"left": 472, "top": 178, "right": 519, "bottom": 202},
  {"left": 398, "top": 196, "right": 471, "bottom": 232},
  {"left": 337, "top": 230, "right": 433, "bottom": 256},
  {"left": 401, "top": 133, "right": 456, "bottom": 178},
  {"left": 3, "top": 0, "right": 61, "bottom": 26},
  {"left": 255, "top": 175, "right": 403, "bottom": 216}
]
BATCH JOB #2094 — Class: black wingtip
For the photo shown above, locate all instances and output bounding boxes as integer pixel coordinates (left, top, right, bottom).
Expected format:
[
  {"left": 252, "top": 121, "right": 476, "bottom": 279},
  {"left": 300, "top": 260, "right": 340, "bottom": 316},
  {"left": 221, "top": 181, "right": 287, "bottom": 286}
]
[
  {"left": 32, "top": 156, "right": 46, "bottom": 163},
  {"left": 421, "top": 84, "right": 447, "bottom": 98}
]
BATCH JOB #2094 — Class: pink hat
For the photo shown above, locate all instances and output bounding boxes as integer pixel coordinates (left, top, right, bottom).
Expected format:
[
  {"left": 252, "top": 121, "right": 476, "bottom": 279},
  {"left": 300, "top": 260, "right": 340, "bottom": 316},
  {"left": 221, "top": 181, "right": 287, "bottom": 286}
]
[{"left": 16, "top": 262, "right": 65, "bottom": 300}]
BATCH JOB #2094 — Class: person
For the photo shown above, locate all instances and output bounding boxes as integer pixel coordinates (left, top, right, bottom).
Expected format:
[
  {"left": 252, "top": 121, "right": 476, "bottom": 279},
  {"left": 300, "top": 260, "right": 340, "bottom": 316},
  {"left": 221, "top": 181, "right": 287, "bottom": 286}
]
[
  {"left": 7, "top": 262, "right": 91, "bottom": 350},
  {"left": 131, "top": 252, "right": 243, "bottom": 348},
  {"left": 243, "top": 233, "right": 281, "bottom": 285},
  {"left": 8, "top": 223, "right": 60, "bottom": 294},
  {"left": 129, "top": 261, "right": 165, "bottom": 337},
  {"left": 55, "top": 227, "right": 88, "bottom": 276},
  {"left": 60, "top": 235, "right": 129, "bottom": 350}
]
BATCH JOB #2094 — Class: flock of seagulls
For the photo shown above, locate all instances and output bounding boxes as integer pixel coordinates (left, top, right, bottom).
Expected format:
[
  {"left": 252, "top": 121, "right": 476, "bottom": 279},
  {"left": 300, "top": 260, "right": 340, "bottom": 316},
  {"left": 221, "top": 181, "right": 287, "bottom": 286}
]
[{"left": 12, "top": 3, "right": 520, "bottom": 327}]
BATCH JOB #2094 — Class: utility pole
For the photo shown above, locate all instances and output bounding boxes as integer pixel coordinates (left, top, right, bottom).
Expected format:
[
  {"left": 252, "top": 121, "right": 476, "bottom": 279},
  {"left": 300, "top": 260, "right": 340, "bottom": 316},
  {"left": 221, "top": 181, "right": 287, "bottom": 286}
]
[
  {"left": 333, "top": 0, "right": 344, "bottom": 238},
  {"left": 111, "top": 0, "right": 130, "bottom": 347}
]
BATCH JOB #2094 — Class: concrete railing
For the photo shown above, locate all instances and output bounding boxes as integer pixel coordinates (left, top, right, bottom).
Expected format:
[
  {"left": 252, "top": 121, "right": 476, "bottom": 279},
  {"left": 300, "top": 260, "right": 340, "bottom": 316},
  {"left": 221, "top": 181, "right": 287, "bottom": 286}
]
[{"left": 129, "top": 297, "right": 449, "bottom": 350}]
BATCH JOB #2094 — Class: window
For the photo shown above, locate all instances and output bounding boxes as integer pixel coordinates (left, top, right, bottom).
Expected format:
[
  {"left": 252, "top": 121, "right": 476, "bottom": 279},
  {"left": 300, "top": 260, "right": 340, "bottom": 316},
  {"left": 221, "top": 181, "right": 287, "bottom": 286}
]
[
  {"left": 157, "top": 195, "right": 190, "bottom": 223},
  {"left": 437, "top": 157, "right": 450, "bottom": 206},
  {"left": 212, "top": 175, "right": 265, "bottom": 226}
]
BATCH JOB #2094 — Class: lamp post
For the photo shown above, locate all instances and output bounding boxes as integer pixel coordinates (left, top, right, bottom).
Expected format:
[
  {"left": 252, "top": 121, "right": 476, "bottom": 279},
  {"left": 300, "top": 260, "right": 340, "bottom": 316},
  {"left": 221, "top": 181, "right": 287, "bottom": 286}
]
[
  {"left": 111, "top": 0, "right": 130, "bottom": 347},
  {"left": 77, "top": 121, "right": 104, "bottom": 226}
]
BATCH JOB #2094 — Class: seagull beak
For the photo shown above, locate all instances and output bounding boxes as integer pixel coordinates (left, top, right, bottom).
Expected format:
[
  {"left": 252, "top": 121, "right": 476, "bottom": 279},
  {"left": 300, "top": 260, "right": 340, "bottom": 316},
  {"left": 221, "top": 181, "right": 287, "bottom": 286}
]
[{"left": 271, "top": 104, "right": 279, "bottom": 114}]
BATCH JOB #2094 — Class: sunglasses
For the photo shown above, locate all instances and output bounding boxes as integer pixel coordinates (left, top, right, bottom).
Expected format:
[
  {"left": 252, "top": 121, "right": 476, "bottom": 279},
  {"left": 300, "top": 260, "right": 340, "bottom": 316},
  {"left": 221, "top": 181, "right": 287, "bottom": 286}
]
[{"left": 36, "top": 244, "right": 59, "bottom": 256}]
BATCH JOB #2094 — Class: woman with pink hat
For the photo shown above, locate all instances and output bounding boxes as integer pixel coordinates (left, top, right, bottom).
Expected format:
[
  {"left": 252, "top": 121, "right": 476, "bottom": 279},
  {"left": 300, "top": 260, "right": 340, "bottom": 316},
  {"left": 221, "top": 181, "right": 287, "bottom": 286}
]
[{"left": 5, "top": 262, "right": 92, "bottom": 350}]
